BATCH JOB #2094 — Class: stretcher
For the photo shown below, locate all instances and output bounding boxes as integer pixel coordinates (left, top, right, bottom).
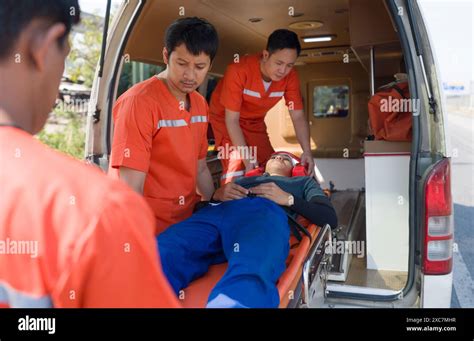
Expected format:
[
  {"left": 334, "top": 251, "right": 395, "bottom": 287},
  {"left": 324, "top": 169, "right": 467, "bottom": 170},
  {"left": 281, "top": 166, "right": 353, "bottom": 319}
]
[
  {"left": 180, "top": 221, "right": 332, "bottom": 308},
  {"left": 179, "top": 151, "right": 333, "bottom": 308}
]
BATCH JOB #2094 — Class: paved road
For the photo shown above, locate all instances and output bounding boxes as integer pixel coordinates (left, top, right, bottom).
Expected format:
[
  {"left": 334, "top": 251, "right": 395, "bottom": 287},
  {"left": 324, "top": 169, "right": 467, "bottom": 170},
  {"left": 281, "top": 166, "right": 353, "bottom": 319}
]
[{"left": 446, "top": 110, "right": 474, "bottom": 308}]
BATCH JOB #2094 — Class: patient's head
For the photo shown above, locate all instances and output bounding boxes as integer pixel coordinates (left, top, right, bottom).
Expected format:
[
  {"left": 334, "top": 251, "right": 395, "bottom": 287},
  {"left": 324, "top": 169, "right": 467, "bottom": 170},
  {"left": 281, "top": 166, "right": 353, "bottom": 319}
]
[{"left": 265, "top": 153, "right": 296, "bottom": 177}]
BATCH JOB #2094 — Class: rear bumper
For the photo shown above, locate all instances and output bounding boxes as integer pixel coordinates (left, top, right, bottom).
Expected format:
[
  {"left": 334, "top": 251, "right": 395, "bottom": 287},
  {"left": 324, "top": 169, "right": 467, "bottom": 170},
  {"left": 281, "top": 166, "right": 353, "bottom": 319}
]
[{"left": 421, "top": 272, "right": 453, "bottom": 308}]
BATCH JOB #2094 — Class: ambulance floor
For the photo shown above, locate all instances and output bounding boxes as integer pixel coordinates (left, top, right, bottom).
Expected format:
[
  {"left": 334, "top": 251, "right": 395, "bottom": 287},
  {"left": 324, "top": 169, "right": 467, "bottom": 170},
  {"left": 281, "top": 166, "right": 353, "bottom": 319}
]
[
  {"left": 344, "top": 256, "right": 408, "bottom": 291},
  {"left": 330, "top": 190, "right": 408, "bottom": 291}
]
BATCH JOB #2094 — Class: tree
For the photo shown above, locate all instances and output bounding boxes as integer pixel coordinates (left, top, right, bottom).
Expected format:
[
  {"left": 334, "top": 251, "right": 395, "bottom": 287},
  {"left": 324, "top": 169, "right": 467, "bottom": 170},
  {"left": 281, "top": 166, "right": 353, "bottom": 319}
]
[{"left": 67, "top": 14, "right": 102, "bottom": 87}]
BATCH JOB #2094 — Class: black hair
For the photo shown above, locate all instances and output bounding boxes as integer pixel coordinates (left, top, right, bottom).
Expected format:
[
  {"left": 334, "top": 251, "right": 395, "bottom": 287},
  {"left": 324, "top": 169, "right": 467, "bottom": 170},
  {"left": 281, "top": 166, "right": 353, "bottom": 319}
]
[
  {"left": 266, "top": 29, "right": 301, "bottom": 56},
  {"left": 0, "top": 0, "right": 80, "bottom": 61},
  {"left": 165, "top": 17, "right": 219, "bottom": 62}
]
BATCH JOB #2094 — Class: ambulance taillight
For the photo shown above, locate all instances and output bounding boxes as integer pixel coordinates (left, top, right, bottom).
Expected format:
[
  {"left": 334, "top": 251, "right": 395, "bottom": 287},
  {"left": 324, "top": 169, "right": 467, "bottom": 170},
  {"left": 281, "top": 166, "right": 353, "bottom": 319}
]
[{"left": 423, "top": 158, "right": 453, "bottom": 275}]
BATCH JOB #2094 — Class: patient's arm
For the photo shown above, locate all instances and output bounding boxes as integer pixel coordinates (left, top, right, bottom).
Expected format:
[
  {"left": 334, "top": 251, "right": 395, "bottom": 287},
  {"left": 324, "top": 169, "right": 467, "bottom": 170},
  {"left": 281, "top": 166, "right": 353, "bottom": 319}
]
[
  {"left": 291, "top": 196, "right": 338, "bottom": 229},
  {"left": 249, "top": 181, "right": 338, "bottom": 229}
]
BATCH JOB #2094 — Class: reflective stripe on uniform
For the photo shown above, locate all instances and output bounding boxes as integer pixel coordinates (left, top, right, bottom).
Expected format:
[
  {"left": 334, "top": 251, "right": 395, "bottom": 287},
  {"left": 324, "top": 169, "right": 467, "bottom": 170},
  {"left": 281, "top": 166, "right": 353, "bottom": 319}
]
[
  {"left": 269, "top": 91, "right": 284, "bottom": 97},
  {"left": 221, "top": 170, "right": 245, "bottom": 179},
  {"left": 190, "top": 115, "right": 208, "bottom": 124},
  {"left": 243, "top": 89, "right": 261, "bottom": 98},
  {"left": 0, "top": 281, "right": 53, "bottom": 308},
  {"left": 157, "top": 119, "right": 188, "bottom": 129}
]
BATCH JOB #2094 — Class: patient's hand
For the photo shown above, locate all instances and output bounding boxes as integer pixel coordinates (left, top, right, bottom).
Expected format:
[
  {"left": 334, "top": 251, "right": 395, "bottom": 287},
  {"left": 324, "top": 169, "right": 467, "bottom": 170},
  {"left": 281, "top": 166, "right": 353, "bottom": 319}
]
[
  {"left": 212, "top": 183, "right": 249, "bottom": 201},
  {"left": 249, "top": 182, "right": 292, "bottom": 206}
]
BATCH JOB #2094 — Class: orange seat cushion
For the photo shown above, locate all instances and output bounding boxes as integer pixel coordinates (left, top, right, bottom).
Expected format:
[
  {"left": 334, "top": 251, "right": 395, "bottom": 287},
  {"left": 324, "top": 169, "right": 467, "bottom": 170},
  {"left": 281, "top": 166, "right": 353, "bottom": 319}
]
[{"left": 180, "top": 224, "right": 320, "bottom": 308}]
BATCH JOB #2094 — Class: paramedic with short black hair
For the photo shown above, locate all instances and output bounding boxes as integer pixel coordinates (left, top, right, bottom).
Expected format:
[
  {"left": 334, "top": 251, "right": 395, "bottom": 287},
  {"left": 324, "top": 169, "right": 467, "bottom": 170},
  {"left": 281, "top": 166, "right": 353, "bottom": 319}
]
[
  {"left": 209, "top": 29, "right": 315, "bottom": 184},
  {"left": 109, "top": 17, "right": 220, "bottom": 235}
]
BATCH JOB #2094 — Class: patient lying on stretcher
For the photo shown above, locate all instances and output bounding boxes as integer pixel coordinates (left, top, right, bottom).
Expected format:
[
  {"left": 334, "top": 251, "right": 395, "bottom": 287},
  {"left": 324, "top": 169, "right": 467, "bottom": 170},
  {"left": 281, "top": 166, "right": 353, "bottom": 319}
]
[{"left": 157, "top": 152, "right": 338, "bottom": 308}]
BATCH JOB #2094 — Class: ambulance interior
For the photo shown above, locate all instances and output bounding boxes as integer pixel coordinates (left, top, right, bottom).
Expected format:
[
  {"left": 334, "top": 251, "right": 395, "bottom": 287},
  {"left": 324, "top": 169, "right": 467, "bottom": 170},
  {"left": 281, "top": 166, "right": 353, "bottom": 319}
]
[{"left": 116, "top": 0, "right": 412, "bottom": 307}]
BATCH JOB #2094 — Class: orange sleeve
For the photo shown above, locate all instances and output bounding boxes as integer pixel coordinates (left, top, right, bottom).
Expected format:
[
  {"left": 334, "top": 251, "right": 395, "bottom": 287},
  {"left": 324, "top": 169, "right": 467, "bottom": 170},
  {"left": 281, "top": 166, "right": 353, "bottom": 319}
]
[
  {"left": 198, "top": 103, "right": 210, "bottom": 160},
  {"left": 53, "top": 183, "right": 180, "bottom": 308},
  {"left": 219, "top": 63, "right": 246, "bottom": 112},
  {"left": 109, "top": 95, "right": 155, "bottom": 173},
  {"left": 284, "top": 69, "right": 304, "bottom": 111}
]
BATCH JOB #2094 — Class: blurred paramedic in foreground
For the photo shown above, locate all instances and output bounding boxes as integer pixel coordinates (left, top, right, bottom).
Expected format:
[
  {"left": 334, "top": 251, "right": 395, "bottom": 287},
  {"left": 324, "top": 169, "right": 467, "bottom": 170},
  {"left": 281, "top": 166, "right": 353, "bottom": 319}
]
[{"left": 0, "top": 0, "right": 179, "bottom": 308}]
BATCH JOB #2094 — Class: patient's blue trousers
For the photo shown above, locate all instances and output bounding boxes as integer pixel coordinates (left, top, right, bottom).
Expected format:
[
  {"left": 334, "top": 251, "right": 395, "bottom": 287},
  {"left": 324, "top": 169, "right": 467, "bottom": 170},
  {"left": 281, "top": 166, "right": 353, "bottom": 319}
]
[{"left": 157, "top": 197, "right": 290, "bottom": 308}]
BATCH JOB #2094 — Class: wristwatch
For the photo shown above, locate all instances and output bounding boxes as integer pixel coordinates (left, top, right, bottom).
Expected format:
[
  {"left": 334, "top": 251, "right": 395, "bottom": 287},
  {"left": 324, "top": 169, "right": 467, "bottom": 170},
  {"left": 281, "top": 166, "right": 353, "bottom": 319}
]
[{"left": 288, "top": 194, "right": 294, "bottom": 207}]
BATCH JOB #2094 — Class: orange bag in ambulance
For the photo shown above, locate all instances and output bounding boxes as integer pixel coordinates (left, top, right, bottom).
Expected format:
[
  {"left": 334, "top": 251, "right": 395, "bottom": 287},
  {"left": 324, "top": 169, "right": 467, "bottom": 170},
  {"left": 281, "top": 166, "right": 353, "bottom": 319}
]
[{"left": 368, "top": 81, "right": 412, "bottom": 142}]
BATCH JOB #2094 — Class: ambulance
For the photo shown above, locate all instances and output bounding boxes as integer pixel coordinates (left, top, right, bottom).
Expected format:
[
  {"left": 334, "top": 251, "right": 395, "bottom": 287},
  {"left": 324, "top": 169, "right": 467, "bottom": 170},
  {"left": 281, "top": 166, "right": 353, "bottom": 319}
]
[{"left": 85, "top": 0, "right": 453, "bottom": 308}]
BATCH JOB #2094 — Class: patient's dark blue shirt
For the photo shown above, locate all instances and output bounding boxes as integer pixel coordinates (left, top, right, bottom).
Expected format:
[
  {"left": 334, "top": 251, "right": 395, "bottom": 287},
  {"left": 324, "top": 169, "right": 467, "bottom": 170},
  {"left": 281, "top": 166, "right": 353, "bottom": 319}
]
[{"left": 234, "top": 174, "right": 325, "bottom": 201}]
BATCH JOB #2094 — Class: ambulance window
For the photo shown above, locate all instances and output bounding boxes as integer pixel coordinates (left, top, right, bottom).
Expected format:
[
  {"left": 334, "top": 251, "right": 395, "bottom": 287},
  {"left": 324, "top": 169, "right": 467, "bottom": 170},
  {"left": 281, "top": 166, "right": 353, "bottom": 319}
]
[
  {"left": 117, "top": 61, "right": 165, "bottom": 98},
  {"left": 313, "top": 85, "right": 349, "bottom": 118}
]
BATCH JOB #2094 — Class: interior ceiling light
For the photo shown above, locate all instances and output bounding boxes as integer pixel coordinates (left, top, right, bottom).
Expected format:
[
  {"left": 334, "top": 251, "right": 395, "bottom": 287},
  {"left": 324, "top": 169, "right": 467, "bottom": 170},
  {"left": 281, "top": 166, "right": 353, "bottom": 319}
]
[
  {"left": 303, "top": 35, "right": 336, "bottom": 43},
  {"left": 289, "top": 21, "right": 324, "bottom": 30}
]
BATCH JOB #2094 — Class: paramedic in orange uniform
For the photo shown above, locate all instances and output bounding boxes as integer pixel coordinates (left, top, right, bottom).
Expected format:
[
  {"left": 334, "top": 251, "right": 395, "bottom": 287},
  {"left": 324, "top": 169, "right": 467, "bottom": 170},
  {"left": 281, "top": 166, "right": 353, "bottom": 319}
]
[
  {"left": 109, "top": 17, "right": 222, "bottom": 235},
  {"left": 210, "top": 29, "right": 315, "bottom": 184},
  {"left": 0, "top": 0, "right": 179, "bottom": 308}
]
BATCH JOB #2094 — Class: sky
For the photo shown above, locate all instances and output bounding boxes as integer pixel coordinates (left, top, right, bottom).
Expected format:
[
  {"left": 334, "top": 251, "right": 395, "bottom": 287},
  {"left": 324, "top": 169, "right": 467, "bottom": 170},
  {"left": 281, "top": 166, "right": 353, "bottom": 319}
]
[
  {"left": 78, "top": 0, "right": 120, "bottom": 16},
  {"left": 418, "top": 0, "right": 474, "bottom": 87},
  {"left": 79, "top": 0, "right": 474, "bottom": 86}
]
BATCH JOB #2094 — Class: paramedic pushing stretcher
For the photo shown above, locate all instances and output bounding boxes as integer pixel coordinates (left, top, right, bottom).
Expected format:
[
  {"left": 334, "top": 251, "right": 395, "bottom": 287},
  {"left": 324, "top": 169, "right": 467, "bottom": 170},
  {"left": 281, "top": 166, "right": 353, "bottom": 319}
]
[{"left": 157, "top": 152, "right": 337, "bottom": 308}]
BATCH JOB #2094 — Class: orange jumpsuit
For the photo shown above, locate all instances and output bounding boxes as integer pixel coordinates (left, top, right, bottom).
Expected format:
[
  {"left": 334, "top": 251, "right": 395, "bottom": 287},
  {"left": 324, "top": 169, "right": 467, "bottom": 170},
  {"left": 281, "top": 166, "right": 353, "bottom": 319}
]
[
  {"left": 110, "top": 76, "right": 209, "bottom": 235},
  {"left": 0, "top": 127, "right": 180, "bottom": 307},
  {"left": 209, "top": 53, "right": 303, "bottom": 183}
]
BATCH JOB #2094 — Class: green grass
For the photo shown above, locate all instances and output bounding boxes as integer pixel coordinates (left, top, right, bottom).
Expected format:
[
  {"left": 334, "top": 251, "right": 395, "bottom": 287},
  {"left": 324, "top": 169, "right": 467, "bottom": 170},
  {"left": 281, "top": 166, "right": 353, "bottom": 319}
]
[{"left": 37, "top": 108, "right": 86, "bottom": 160}]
